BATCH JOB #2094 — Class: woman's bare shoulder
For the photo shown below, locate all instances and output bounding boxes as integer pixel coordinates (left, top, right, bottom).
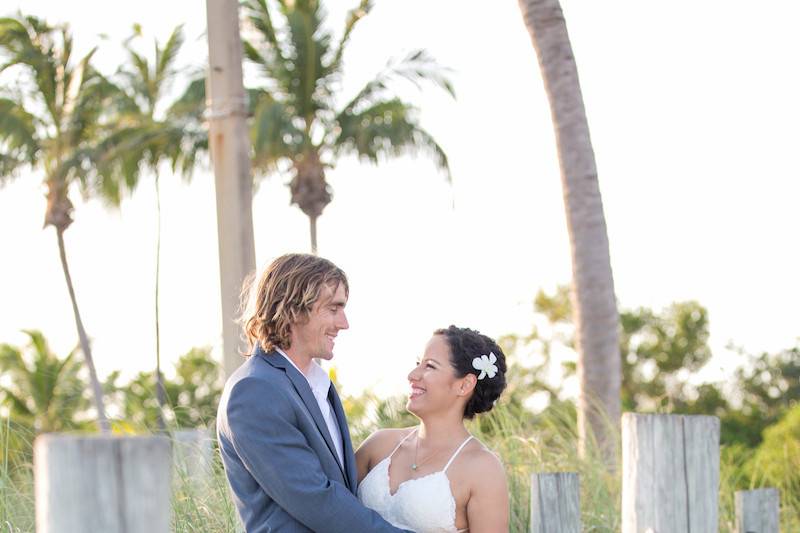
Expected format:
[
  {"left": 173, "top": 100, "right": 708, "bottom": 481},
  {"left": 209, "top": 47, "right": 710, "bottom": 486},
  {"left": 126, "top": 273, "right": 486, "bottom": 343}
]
[
  {"left": 357, "top": 427, "right": 416, "bottom": 458},
  {"left": 460, "top": 438, "right": 507, "bottom": 481}
]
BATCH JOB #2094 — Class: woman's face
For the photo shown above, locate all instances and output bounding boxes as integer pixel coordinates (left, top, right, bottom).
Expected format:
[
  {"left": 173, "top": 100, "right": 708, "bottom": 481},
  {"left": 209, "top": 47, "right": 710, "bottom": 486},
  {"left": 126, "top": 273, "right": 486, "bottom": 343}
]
[{"left": 406, "top": 334, "right": 465, "bottom": 417}]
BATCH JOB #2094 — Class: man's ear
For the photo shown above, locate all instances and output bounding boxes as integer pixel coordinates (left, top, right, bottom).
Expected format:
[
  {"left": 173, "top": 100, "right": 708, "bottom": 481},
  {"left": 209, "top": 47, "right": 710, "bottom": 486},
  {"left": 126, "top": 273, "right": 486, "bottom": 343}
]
[{"left": 459, "top": 373, "right": 477, "bottom": 396}]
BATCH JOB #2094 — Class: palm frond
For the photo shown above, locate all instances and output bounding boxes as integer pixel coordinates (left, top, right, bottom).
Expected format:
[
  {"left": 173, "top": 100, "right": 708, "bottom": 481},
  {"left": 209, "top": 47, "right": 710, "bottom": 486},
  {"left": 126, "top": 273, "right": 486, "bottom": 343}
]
[
  {"left": 332, "top": 97, "right": 450, "bottom": 180},
  {"left": 337, "top": 48, "right": 454, "bottom": 120},
  {"left": 251, "top": 89, "right": 303, "bottom": 174},
  {"left": 0, "top": 153, "right": 24, "bottom": 181},
  {"left": 167, "top": 75, "right": 205, "bottom": 119},
  {"left": 164, "top": 75, "right": 208, "bottom": 179},
  {"left": 64, "top": 65, "right": 119, "bottom": 151},
  {"left": 0, "top": 343, "right": 27, "bottom": 378},
  {"left": 243, "top": 0, "right": 280, "bottom": 49},
  {"left": 0, "top": 387, "right": 33, "bottom": 419},
  {"left": 90, "top": 125, "right": 150, "bottom": 201},
  {"left": 241, "top": 0, "right": 292, "bottom": 97},
  {"left": 154, "top": 25, "right": 185, "bottom": 96},
  {"left": 0, "top": 97, "right": 39, "bottom": 175},
  {"left": 327, "top": 0, "right": 373, "bottom": 76},
  {"left": 282, "top": 0, "right": 332, "bottom": 119},
  {"left": 0, "top": 16, "right": 58, "bottom": 121},
  {"left": 125, "top": 47, "right": 152, "bottom": 108}
]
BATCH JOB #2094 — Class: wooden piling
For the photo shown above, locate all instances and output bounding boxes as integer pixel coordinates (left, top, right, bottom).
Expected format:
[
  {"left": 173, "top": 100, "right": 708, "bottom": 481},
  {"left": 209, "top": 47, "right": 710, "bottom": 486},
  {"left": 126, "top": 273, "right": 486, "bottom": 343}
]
[
  {"left": 621, "top": 413, "right": 720, "bottom": 533},
  {"left": 735, "top": 488, "right": 780, "bottom": 533},
  {"left": 34, "top": 434, "right": 171, "bottom": 533},
  {"left": 530, "top": 472, "right": 580, "bottom": 533}
]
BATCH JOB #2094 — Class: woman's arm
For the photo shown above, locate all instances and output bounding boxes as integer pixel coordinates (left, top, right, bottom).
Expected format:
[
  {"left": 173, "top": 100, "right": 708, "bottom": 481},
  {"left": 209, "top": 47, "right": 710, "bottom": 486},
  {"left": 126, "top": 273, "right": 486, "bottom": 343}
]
[
  {"left": 355, "top": 429, "right": 390, "bottom": 483},
  {"left": 465, "top": 452, "right": 509, "bottom": 533}
]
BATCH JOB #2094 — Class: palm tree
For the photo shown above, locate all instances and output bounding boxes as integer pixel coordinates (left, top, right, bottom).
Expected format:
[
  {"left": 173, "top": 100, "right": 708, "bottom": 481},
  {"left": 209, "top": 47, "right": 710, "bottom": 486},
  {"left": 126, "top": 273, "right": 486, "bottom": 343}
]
[
  {"left": 0, "top": 330, "right": 89, "bottom": 433},
  {"left": 517, "top": 0, "right": 621, "bottom": 465},
  {"left": 0, "top": 15, "right": 120, "bottom": 432},
  {"left": 93, "top": 24, "right": 207, "bottom": 431},
  {"left": 241, "top": 0, "right": 453, "bottom": 253}
]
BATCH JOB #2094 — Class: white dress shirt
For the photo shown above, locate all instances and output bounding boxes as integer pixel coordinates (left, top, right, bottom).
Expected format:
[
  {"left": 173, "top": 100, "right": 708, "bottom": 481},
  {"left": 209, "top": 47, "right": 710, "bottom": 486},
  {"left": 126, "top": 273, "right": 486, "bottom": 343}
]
[{"left": 276, "top": 348, "right": 345, "bottom": 468}]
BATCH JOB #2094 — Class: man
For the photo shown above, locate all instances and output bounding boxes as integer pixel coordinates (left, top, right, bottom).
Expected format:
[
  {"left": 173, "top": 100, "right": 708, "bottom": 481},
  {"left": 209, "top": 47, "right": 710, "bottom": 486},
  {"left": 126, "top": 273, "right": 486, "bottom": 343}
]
[{"left": 217, "top": 253, "right": 408, "bottom": 532}]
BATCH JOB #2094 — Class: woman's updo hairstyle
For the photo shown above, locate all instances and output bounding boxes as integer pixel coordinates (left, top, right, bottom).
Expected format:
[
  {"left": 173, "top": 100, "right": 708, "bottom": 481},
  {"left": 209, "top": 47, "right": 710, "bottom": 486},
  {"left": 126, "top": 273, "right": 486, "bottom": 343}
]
[{"left": 434, "top": 325, "right": 507, "bottom": 419}]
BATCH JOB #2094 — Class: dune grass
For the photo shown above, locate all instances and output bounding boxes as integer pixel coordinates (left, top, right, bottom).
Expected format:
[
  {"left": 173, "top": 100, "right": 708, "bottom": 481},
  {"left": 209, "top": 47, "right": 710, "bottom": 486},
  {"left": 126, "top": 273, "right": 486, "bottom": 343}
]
[{"left": 1, "top": 405, "right": 798, "bottom": 532}]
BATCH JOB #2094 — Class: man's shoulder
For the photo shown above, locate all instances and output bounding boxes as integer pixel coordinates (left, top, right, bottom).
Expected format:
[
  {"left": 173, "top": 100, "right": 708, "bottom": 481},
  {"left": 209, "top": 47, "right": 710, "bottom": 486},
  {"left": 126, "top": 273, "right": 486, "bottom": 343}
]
[
  {"left": 229, "top": 351, "right": 286, "bottom": 382},
  {"left": 223, "top": 354, "right": 292, "bottom": 403}
]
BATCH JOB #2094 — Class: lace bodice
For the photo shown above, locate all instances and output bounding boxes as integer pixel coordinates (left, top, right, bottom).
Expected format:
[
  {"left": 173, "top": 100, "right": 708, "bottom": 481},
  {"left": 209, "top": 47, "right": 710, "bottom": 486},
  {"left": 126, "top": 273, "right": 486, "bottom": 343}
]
[{"left": 358, "top": 430, "right": 471, "bottom": 533}]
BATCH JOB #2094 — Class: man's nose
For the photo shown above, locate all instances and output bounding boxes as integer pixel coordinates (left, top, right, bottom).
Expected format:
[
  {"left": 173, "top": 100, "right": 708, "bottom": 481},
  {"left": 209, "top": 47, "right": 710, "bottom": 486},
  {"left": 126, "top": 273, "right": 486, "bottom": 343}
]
[{"left": 337, "top": 310, "right": 349, "bottom": 330}]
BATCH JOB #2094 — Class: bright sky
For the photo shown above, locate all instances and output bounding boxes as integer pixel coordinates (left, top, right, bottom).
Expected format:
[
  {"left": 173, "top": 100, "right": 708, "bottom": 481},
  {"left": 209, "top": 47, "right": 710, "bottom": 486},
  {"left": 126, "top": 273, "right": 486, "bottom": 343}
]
[{"left": 1, "top": 0, "right": 799, "bottom": 399}]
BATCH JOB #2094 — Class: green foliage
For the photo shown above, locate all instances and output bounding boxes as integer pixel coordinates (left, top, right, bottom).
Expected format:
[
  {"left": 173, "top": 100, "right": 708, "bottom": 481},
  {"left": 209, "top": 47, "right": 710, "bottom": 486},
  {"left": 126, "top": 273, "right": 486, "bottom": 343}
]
[
  {"left": 503, "top": 285, "right": 800, "bottom": 449},
  {"left": 0, "top": 15, "right": 119, "bottom": 218},
  {"left": 0, "top": 331, "right": 90, "bottom": 433},
  {"left": 0, "top": 417, "right": 34, "bottom": 532},
  {"left": 620, "top": 300, "right": 712, "bottom": 411},
  {"left": 727, "top": 346, "right": 800, "bottom": 447},
  {"left": 748, "top": 404, "right": 800, "bottom": 512},
  {"left": 171, "top": 453, "right": 240, "bottom": 533},
  {"left": 107, "top": 347, "right": 223, "bottom": 431},
  {"left": 0, "top": 330, "right": 796, "bottom": 531},
  {"left": 92, "top": 24, "right": 207, "bottom": 199},
  {"left": 240, "top": 0, "right": 451, "bottom": 248},
  {"left": 0, "top": 328, "right": 222, "bottom": 436}
]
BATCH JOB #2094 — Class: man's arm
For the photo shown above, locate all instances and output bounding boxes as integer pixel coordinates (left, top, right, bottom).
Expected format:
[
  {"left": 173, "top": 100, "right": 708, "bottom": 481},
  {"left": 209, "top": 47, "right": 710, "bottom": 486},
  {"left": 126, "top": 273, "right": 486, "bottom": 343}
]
[{"left": 225, "top": 376, "right": 410, "bottom": 533}]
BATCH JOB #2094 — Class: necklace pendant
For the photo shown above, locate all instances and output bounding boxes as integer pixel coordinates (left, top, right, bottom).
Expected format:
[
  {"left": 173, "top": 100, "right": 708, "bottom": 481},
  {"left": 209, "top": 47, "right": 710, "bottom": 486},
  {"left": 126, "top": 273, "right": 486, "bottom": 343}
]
[{"left": 411, "top": 463, "right": 417, "bottom": 471}]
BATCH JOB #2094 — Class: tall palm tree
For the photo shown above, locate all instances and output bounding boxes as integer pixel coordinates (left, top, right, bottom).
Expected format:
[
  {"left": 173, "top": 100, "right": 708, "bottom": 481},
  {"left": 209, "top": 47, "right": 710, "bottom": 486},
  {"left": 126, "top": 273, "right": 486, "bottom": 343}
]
[
  {"left": 517, "top": 0, "right": 621, "bottom": 465},
  {"left": 0, "top": 15, "right": 119, "bottom": 432},
  {"left": 0, "top": 330, "right": 89, "bottom": 433},
  {"left": 242, "top": 0, "right": 453, "bottom": 253},
  {"left": 93, "top": 25, "right": 207, "bottom": 431}
]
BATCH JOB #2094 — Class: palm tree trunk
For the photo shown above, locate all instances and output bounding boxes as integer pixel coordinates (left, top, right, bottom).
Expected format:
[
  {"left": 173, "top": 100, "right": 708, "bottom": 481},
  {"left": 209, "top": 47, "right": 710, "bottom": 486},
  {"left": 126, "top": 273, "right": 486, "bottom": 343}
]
[
  {"left": 309, "top": 215, "right": 318, "bottom": 255},
  {"left": 55, "top": 227, "right": 110, "bottom": 433},
  {"left": 518, "top": 0, "right": 621, "bottom": 466},
  {"left": 206, "top": 0, "right": 258, "bottom": 378},
  {"left": 154, "top": 175, "right": 167, "bottom": 433}
]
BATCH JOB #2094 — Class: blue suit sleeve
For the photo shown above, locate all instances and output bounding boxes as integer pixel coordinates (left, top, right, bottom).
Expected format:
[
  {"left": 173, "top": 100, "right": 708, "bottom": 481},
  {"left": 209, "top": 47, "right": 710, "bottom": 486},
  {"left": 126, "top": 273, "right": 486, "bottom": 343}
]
[{"left": 225, "top": 376, "right": 410, "bottom": 533}]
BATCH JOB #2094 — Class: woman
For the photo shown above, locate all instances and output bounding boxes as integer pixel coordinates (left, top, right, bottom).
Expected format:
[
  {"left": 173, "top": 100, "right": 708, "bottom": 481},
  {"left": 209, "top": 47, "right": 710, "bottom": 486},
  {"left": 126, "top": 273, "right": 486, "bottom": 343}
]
[{"left": 356, "top": 326, "right": 510, "bottom": 532}]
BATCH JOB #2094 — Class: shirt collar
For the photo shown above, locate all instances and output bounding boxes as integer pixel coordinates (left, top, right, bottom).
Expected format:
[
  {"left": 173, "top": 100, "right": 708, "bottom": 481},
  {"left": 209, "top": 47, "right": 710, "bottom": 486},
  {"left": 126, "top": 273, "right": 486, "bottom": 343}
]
[{"left": 275, "top": 348, "right": 331, "bottom": 398}]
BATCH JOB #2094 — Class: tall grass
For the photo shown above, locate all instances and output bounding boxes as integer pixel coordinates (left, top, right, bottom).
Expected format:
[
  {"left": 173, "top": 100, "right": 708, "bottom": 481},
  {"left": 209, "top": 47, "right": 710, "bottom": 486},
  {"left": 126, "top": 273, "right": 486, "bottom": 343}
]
[
  {"left": 0, "top": 420, "right": 34, "bottom": 533},
  {"left": 1, "top": 407, "right": 798, "bottom": 532},
  {"left": 171, "top": 446, "right": 240, "bottom": 533},
  {"left": 463, "top": 401, "right": 619, "bottom": 531}
]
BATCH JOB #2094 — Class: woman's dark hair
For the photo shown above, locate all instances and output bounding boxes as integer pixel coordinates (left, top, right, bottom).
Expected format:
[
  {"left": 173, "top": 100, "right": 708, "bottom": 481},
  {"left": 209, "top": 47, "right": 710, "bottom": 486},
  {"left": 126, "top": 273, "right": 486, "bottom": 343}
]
[{"left": 434, "top": 325, "right": 507, "bottom": 419}]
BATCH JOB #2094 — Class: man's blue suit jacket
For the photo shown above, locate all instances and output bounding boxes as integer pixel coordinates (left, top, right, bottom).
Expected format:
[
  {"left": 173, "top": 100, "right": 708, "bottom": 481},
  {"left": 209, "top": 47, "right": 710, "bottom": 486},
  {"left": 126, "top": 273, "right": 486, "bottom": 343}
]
[{"left": 217, "top": 345, "right": 409, "bottom": 532}]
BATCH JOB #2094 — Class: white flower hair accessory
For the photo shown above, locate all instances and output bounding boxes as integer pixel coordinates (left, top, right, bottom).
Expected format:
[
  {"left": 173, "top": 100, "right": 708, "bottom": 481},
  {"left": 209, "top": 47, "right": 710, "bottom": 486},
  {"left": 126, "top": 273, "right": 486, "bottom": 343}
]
[{"left": 472, "top": 352, "right": 498, "bottom": 380}]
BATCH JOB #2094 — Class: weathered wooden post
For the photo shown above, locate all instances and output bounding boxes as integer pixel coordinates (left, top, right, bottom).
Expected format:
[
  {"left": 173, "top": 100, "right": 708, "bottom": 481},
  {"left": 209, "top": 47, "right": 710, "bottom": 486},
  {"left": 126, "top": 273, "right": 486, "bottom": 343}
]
[
  {"left": 530, "top": 472, "right": 580, "bottom": 533},
  {"left": 34, "top": 434, "right": 171, "bottom": 533},
  {"left": 173, "top": 428, "right": 214, "bottom": 487},
  {"left": 622, "top": 413, "right": 720, "bottom": 533},
  {"left": 735, "top": 488, "right": 780, "bottom": 533}
]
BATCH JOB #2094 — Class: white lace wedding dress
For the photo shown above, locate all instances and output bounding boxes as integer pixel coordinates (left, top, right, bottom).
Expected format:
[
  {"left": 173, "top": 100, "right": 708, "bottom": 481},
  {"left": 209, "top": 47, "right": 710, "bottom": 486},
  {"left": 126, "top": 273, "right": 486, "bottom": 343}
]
[{"left": 358, "top": 429, "right": 471, "bottom": 533}]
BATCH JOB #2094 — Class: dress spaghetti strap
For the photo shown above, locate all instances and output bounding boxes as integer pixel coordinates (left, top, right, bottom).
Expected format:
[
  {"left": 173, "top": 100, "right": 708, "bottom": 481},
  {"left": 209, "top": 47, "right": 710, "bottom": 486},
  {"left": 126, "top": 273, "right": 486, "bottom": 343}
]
[
  {"left": 443, "top": 435, "right": 473, "bottom": 472},
  {"left": 388, "top": 428, "right": 418, "bottom": 458}
]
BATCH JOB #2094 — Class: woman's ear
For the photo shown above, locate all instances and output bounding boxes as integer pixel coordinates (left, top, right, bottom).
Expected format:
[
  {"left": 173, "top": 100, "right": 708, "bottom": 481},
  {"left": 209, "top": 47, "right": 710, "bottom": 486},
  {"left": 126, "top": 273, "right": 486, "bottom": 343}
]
[{"left": 459, "top": 373, "right": 477, "bottom": 396}]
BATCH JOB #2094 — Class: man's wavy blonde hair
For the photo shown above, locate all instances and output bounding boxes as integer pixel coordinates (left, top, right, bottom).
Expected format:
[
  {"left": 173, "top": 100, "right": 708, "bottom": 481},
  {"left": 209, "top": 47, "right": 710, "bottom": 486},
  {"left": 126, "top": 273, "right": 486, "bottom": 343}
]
[{"left": 241, "top": 253, "right": 349, "bottom": 354}]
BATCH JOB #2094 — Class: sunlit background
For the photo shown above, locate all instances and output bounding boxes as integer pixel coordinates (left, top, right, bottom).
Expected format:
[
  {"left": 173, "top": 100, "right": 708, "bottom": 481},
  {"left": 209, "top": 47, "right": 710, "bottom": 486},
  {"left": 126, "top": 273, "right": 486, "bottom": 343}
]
[{"left": 1, "top": 0, "right": 798, "bottom": 400}]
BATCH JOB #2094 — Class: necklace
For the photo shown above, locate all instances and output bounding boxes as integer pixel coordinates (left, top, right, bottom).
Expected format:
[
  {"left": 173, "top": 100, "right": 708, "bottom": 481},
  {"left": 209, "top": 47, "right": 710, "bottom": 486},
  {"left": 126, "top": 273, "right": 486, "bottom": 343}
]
[{"left": 410, "top": 431, "right": 448, "bottom": 471}]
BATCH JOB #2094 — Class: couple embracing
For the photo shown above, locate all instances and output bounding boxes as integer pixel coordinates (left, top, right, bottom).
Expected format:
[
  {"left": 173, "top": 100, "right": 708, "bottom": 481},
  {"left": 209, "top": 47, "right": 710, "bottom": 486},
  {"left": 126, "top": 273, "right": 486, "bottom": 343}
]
[{"left": 217, "top": 254, "right": 510, "bottom": 532}]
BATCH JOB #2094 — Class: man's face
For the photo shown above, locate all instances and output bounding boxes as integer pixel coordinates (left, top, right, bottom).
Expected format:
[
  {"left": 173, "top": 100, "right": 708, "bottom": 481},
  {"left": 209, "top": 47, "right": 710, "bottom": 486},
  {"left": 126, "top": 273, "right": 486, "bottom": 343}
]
[{"left": 290, "top": 282, "right": 349, "bottom": 361}]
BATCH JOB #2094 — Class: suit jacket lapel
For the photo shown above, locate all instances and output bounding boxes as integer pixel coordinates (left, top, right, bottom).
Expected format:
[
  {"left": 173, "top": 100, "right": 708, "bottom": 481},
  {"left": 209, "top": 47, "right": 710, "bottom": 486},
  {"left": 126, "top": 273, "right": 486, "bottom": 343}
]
[
  {"left": 329, "top": 384, "right": 357, "bottom": 492},
  {"left": 257, "top": 347, "right": 346, "bottom": 479}
]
